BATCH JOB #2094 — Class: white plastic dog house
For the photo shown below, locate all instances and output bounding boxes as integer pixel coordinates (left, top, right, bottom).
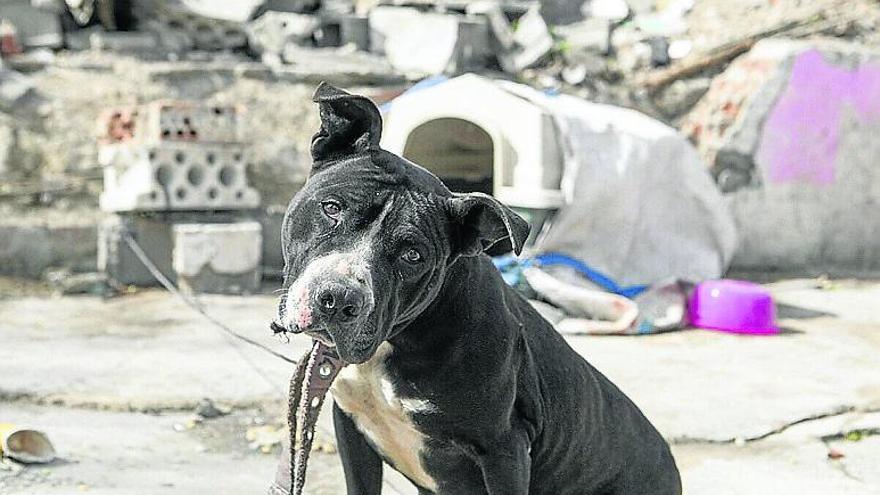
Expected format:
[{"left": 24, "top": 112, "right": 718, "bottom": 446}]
[{"left": 381, "top": 74, "right": 565, "bottom": 209}]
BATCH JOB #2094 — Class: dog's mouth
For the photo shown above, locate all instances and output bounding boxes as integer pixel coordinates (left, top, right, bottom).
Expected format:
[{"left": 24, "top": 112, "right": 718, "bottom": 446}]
[
  {"left": 271, "top": 318, "right": 382, "bottom": 364},
  {"left": 306, "top": 328, "right": 336, "bottom": 347}
]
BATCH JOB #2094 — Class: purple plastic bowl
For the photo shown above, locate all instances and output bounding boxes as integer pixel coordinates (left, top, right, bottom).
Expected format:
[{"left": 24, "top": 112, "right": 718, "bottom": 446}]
[{"left": 688, "top": 280, "right": 779, "bottom": 335}]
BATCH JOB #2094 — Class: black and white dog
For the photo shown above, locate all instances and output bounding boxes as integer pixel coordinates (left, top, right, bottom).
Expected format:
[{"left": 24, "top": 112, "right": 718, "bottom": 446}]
[{"left": 271, "top": 83, "right": 681, "bottom": 494}]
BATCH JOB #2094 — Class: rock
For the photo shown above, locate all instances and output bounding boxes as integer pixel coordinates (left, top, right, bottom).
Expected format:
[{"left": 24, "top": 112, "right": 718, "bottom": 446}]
[
  {"left": 538, "top": 0, "right": 587, "bottom": 26},
  {"left": 194, "top": 398, "right": 230, "bottom": 419},
  {"left": 682, "top": 39, "right": 880, "bottom": 273},
  {"left": 654, "top": 76, "right": 710, "bottom": 119},
  {"left": 246, "top": 11, "right": 319, "bottom": 57},
  {"left": 647, "top": 36, "right": 670, "bottom": 66}
]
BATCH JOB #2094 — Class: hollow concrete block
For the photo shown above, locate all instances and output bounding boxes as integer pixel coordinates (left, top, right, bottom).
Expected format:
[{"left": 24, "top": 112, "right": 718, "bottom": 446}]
[{"left": 99, "top": 141, "right": 260, "bottom": 212}]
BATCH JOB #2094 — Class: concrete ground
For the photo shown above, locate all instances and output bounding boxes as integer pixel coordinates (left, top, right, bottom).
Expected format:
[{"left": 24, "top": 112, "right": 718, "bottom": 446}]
[{"left": 1, "top": 278, "right": 878, "bottom": 494}]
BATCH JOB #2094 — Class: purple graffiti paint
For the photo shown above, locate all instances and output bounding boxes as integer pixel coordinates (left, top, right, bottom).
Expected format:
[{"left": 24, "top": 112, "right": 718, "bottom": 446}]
[{"left": 757, "top": 49, "right": 880, "bottom": 186}]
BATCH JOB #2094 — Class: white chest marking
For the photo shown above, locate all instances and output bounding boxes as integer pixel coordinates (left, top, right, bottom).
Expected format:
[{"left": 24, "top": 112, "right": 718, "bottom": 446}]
[{"left": 331, "top": 343, "right": 438, "bottom": 491}]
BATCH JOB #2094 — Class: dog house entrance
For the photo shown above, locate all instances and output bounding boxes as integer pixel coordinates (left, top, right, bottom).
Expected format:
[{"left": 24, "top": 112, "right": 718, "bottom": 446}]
[{"left": 402, "top": 118, "right": 494, "bottom": 195}]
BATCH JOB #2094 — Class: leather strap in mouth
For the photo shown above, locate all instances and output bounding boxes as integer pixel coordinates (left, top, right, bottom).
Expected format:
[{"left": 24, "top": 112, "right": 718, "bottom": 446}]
[
  {"left": 271, "top": 320, "right": 304, "bottom": 335},
  {"left": 287, "top": 340, "right": 346, "bottom": 495}
]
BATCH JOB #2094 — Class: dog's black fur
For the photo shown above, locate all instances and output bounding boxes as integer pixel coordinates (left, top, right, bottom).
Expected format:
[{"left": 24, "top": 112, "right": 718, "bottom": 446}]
[{"left": 272, "top": 83, "right": 681, "bottom": 494}]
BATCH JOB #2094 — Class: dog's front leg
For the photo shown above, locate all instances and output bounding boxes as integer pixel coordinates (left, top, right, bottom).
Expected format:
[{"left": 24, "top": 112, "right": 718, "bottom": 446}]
[
  {"left": 473, "top": 429, "right": 531, "bottom": 495},
  {"left": 333, "top": 402, "right": 384, "bottom": 495}
]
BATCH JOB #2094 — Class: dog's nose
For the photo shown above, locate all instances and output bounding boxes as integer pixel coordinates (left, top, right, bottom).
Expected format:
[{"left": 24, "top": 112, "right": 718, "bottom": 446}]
[{"left": 314, "top": 284, "right": 366, "bottom": 323}]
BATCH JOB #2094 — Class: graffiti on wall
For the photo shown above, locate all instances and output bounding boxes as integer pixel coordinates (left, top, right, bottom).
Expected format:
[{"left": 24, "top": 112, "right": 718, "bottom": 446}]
[{"left": 757, "top": 49, "right": 880, "bottom": 186}]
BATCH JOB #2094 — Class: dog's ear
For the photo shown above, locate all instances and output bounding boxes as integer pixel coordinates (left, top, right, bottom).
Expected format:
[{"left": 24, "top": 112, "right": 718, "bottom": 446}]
[
  {"left": 310, "top": 82, "right": 382, "bottom": 168},
  {"left": 446, "top": 192, "right": 531, "bottom": 257}
]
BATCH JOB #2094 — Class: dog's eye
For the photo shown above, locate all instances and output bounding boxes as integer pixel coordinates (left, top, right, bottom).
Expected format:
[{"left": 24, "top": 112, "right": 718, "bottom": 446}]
[
  {"left": 401, "top": 248, "right": 422, "bottom": 264},
  {"left": 321, "top": 200, "right": 342, "bottom": 218}
]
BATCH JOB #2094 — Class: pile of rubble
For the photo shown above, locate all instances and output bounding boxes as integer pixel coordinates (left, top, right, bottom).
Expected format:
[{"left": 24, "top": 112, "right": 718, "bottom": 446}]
[
  {"left": 2, "top": 0, "right": 880, "bottom": 281},
  {"left": 2, "top": 0, "right": 877, "bottom": 118}
]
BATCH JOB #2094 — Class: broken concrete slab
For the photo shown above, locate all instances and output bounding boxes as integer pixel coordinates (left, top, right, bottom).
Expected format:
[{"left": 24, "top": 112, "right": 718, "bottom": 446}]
[
  {"left": 683, "top": 39, "right": 880, "bottom": 274},
  {"left": 153, "top": 0, "right": 250, "bottom": 50},
  {"left": 506, "top": 6, "right": 554, "bottom": 72},
  {"left": 173, "top": 221, "right": 262, "bottom": 294},
  {"left": 277, "top": 45, "right": 404, "bottom": 85},
  {"left": 0, "top": 0, "right": 63, "bottom": 49},
  {"left": 369, "top": 6, "right": 493, "bottom": 77},
  {"left": 472, "top": 3, "right": 553, "bottom": 73}
]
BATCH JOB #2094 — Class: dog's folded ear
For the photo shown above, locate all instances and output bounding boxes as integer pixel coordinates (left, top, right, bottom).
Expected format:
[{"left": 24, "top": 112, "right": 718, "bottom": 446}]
[
  {"left": 310, "top": 82, "right": 383, "bottom": 168},
  {"left": 446, "top": 192, "right": 531, "bottom": 257}
]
